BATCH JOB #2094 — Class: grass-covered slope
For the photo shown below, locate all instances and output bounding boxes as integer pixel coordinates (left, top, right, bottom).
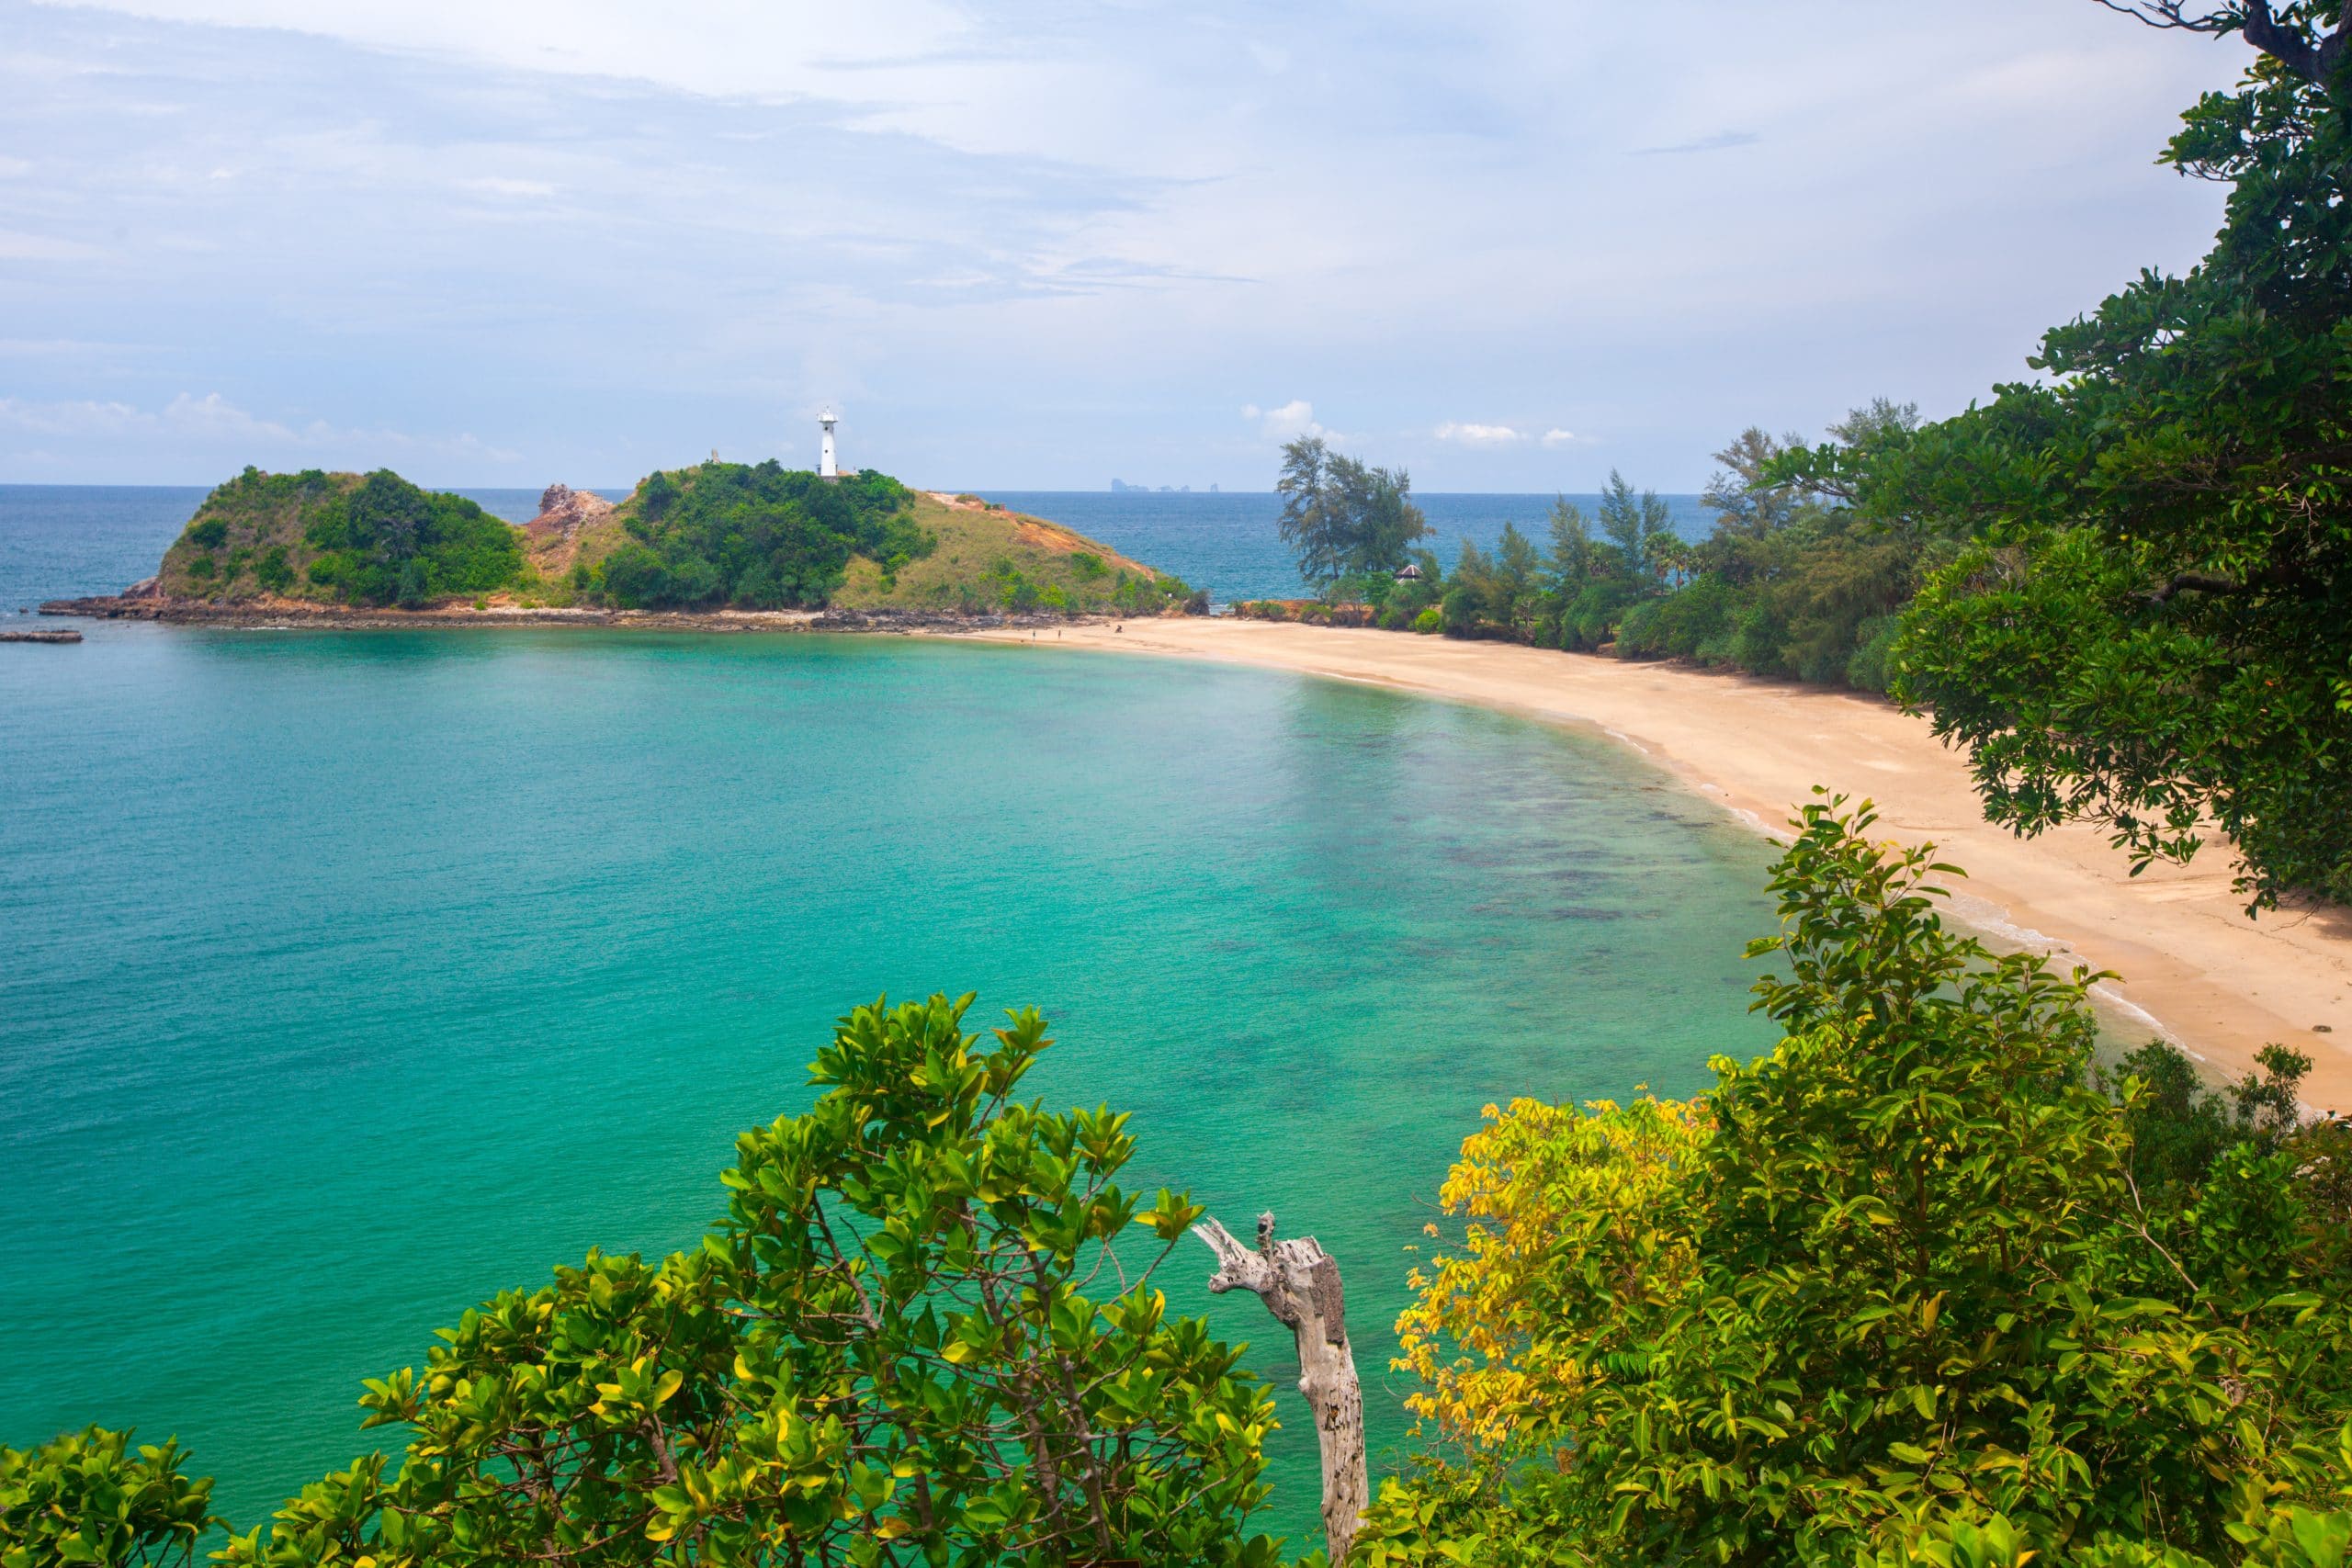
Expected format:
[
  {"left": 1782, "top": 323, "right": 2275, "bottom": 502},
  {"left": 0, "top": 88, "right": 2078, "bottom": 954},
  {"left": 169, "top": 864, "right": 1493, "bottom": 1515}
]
[
  {"left": 158, "top": 467, "right": 523, "bottom": 606},
  {"left": 830, "top": 492, "right": 1197, "bottom": 615},
  {"left": 563, "top": 472, "right": 1198, "bottom": 615}
]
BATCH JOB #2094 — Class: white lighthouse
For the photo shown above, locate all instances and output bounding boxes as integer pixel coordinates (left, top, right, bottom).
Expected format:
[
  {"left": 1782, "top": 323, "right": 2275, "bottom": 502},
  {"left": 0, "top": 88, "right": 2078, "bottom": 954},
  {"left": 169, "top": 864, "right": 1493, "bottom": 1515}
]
[{"left": 819, "top": 408, "right": 839, "bottom": 479}]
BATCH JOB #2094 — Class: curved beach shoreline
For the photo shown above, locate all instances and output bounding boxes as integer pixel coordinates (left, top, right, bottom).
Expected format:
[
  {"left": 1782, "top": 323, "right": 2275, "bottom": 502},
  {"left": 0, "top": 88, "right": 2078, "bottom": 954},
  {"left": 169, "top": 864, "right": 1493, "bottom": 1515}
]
[{"left": 964, "top": 617, "right": 2352, "bottom": 1113}]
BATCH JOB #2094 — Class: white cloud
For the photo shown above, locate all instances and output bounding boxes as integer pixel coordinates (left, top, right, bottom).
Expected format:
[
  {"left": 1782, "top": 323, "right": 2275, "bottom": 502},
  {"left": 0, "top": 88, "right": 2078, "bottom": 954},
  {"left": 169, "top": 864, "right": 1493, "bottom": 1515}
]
[
  {"left": 1243, "top": 400, "right": 1328, "bottom": 443},
  {"left": 1541, "top": 428, "right": 1585, "bottom": 447},
  {"left": 1434, "top": 421, "right": 1524, "bottom": 447},
  {"left": 460, "top": 175, "right": 557, "bottom": 199}
]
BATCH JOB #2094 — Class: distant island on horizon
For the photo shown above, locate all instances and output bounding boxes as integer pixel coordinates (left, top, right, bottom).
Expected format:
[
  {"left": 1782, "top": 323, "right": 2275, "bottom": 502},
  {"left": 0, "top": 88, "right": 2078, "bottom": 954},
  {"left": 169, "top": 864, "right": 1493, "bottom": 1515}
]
[{"left": 1109, "top": 478, "right": 1221, "bottom": 493}]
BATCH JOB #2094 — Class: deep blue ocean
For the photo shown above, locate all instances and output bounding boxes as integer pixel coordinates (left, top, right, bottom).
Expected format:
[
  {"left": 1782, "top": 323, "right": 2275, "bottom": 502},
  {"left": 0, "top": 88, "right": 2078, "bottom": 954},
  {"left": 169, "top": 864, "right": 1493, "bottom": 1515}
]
[{"left": 1, "top": 483, "right": 1773, "bottom": 1554}]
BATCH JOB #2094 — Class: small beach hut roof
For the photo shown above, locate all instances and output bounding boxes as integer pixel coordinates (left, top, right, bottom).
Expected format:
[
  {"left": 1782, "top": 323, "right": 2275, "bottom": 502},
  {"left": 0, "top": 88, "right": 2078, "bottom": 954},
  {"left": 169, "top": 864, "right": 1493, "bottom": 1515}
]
[{"left": 1395, "top": 562, "right": 1423, "bottom": 580}]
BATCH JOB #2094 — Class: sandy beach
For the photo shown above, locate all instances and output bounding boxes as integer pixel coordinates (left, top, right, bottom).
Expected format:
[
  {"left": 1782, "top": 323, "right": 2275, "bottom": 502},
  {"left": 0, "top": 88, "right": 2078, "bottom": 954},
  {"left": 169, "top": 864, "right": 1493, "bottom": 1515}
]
[{"left": 971, "top": 617, "right": 2352, "bottom": 1113}]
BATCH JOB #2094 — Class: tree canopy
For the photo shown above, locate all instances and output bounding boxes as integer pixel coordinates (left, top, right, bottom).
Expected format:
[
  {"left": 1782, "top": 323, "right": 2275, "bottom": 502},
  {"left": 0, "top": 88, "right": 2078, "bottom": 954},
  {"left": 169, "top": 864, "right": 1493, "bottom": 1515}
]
[
  {"left": 1275, "top": 437, "right": 1430, "bottom": 599},
  {"left": 164, "top": 468, "right": 526, "bottom": 608},
  {"left": 593, "top": 463, "right": 928, "bottom": 610},
  {"left": 1790, "top": 8, "right": 2352, "bottom": 906}
]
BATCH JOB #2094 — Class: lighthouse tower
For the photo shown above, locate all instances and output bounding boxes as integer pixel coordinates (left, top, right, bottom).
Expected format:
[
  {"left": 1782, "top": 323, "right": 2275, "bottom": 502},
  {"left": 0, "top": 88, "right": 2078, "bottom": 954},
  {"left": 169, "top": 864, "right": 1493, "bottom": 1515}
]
[{"left": 819, "top": 408, "right": 839, "bottom": 479}]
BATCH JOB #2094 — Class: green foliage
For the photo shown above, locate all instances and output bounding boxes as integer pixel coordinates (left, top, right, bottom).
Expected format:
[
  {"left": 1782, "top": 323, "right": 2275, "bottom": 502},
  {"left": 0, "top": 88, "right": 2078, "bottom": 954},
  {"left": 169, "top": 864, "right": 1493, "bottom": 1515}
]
[
  {"left": 1103, "top": 569, "right": 1198, "bottom": 617},
  {"left": 1442, "top": 525, "right": 1547, "bottom": 640},
  {"left": 185, "top": 519, "right": 228, "bottom": 551},
  {"left": 62, "top": 996, "right": 1279, "bottom": 1567},
  {"left": 1361, "top": 797, "right": 2352, "bottom": 1566},
  {"left": 0, "top": 1427, "right": 219, "bottom": 1568},
  {"left": 2104, "top": 1039, "right": 2307, "bottom": 1196},
  {"left": 1266, "top": 441, "right": 1895, "bottom": 666},
  {"left": 1803, "top": 32, "right": 2352, "bottom": 904},
  {"left": 1626, "top": 420, "right": 1927, "bottom": 684},
  {"left": 600, "top": 463, "right": 923, "bottom": 610},
  {"left": 269, "top": 469, "right": 523, "bottom": 607},
  {"left": 1596, "top": 469, "right": 1679, "bottom": 586},
  {"left": 1314, "top": 425, "right": 1927, "bottom": 690},
  {"left": 253, "top": 547, "right": 293, "bottom": 593},
  {"left": 1276, "top": 436, "right": 1431, "bottom": 598}
]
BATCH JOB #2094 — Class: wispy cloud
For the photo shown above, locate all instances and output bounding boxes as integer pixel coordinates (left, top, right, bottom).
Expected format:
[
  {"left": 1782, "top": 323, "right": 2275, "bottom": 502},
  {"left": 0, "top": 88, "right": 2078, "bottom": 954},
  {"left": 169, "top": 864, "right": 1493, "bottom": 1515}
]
[
  {"left": 0, "top": 230, "right": 108, "bottom": 261},
  {"left": 3, "top": 0, "right": 2252, "bottom": 485},
  {"left": 0, "top": 392, "right": 520, "bottom": 462},
  {"left": 1633, "top": 130, "right": 1760, "bottom": 156},
  {"left": 1434, "top": 421, "right": 1524, "bottom": 447},
  {"left": 459, "top": 175, "right": 557, "bottom": 199}
]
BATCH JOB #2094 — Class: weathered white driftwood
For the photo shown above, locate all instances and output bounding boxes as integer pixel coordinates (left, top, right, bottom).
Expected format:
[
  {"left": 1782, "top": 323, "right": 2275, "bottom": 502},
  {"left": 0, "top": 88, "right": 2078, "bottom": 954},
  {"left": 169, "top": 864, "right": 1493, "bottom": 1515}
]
[{"left": 1193, "top": 1211, "right": 1367, "bottom": 1563}]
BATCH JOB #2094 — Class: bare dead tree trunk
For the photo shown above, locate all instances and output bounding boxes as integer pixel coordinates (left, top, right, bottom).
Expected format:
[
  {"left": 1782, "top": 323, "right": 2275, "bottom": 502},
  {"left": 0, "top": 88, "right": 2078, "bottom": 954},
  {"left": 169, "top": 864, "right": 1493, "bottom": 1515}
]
[{"left": 1194, "top": 1211, "right": 1368, "bottom": 1564}]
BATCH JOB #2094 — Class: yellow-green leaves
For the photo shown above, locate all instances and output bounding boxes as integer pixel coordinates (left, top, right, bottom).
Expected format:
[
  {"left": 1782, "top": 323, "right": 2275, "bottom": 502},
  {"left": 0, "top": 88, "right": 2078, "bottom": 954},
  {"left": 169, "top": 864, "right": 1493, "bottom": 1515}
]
[
  {"left": 0, "top": 1429, "right": 218, "bottom": 1568},
  {"left": 1367, "top": 809, "right": 2352, "bottom": 1568}
]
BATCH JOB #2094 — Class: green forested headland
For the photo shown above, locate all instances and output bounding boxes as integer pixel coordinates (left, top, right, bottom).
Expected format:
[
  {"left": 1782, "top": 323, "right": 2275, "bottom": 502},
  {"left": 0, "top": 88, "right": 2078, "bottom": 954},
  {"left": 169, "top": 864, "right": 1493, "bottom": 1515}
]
[
  {"left": 158, "top": 468, "right": 523, "bottom": 609},
  {"left": 147, "top": 463, "right": 1196, "bottom": 618}
]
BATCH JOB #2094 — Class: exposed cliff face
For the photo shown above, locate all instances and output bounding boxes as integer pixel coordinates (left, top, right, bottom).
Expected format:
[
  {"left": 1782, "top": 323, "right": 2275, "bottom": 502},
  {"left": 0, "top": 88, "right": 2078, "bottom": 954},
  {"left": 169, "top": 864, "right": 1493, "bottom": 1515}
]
[{"left": 524, "top": 483, "right": 616, "bottom": 579}]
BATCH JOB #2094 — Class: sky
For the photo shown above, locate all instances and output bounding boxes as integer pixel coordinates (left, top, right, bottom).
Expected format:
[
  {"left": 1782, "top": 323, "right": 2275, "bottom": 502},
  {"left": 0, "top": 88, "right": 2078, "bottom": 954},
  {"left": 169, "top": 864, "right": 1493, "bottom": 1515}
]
[{"left": 0, "top": 0, "right": 2256, "bottom": 491}]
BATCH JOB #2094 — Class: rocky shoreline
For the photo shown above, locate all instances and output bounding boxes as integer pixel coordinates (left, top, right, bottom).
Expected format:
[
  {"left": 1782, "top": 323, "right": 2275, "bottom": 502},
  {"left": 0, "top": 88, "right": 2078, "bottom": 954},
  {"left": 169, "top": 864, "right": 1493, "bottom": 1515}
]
[{"left": 37, "top": 593, "right": 1126, "bottom": 636}]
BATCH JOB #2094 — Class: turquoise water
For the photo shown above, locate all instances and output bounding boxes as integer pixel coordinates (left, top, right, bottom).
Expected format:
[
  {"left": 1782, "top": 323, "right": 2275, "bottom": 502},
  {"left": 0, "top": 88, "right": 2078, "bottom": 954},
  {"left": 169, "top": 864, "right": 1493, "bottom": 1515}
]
[{"left": 0, "top": 620, "right": 1781, "bottom": 1550}]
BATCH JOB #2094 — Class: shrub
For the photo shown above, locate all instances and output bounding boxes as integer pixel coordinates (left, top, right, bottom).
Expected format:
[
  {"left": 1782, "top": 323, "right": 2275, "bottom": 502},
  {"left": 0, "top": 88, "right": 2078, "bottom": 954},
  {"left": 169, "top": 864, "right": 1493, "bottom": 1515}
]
[
  {"left": 10, "top": 999, "right": 1284, "bottom": 1568},
  {"left": 187, "top": 518, "right": 229, "bottom": 550},
  {"left": 1364, "top": 798, "right": 2352, "bottom": 1566},
  {"left": 1846, "top": 613, "right": 1900, "bottom": 692},
  {"left": 1413, "top": 606, "right": 1442, "bottom": 634},
  {"left": 1617, "top": 574, "right": 1737, "bottom": 661},
  {"left": 599, "top": 542, "right": 668, "bottom": 608},
  {"left": 0, "top": 1427, "right": 219, "bottom": 1566},
  {"left": 394, "top": 559, "right": 430, "bottom": 609}
]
